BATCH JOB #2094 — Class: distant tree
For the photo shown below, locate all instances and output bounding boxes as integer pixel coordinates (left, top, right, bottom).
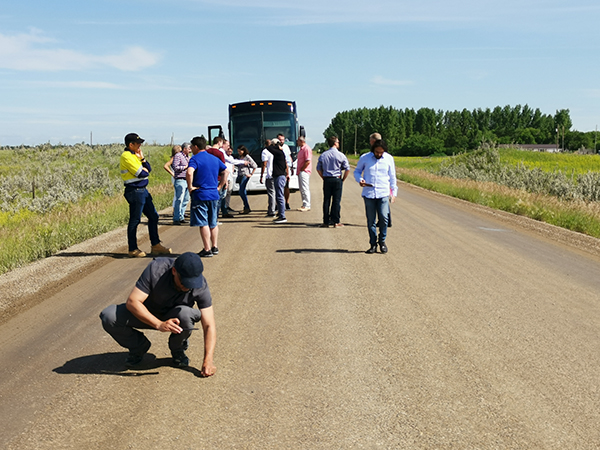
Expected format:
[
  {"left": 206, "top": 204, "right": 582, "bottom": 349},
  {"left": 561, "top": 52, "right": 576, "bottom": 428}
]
[
  {"left": 397, "top": 133, "right": 445, "bottom": 156},
  {"left": 565, "top": 131, "right": 593, "bottom": 151}
]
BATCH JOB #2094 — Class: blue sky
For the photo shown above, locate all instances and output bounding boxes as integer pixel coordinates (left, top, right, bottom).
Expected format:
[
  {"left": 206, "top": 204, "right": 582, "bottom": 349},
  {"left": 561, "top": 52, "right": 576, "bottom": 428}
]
[{"left": 1, "top": 0, "right": 599, "bottom": 146}]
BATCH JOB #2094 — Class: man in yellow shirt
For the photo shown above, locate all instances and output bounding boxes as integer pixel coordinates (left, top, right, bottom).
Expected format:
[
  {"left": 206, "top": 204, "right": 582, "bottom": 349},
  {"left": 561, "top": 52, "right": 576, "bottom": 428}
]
[{"left": 120, "top": 133, "right": 171, "bottom": 257}]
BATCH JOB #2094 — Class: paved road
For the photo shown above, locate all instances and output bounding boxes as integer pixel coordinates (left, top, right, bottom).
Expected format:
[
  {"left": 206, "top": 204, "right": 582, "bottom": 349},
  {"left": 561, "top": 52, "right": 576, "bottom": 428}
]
[{"left": 1, "top": 175, "right": 600, "bottom": 449}]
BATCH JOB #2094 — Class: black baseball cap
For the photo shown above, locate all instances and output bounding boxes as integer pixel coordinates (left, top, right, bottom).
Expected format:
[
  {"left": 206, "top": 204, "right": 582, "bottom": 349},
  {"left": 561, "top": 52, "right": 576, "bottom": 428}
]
[
  {"left": 173, "top": 252, "right": 205, "bottom": 289},
  {"left": 125, "top": 133, "right": 145, "bottom": 146}
]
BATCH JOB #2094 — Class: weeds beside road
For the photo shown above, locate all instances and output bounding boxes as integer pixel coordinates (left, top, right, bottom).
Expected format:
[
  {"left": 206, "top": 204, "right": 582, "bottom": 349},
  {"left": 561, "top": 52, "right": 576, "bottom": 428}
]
[{"left": 0, "top": 144, "right": 173, "bottom": 275}]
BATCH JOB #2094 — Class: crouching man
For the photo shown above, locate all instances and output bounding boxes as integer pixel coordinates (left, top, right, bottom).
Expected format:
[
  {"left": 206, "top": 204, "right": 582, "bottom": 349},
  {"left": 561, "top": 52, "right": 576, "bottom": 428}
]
[{"left": 100, "top": 252, "right": 216, "bottom": 376}]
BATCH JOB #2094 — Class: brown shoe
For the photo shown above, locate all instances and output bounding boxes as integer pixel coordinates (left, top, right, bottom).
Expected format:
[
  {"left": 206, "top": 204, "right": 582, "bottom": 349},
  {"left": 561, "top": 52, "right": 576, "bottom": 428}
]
[
  {"left": 128, "top": 249, "right": 146, "bottom": 258},
  {"left": 151, "top": 243, "right": 172, "bottom": 255}
]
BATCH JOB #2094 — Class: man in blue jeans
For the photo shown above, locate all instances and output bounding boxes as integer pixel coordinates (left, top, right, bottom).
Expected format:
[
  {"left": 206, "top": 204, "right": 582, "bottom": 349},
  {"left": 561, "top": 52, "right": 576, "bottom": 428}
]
[
  {"left": 120, "top": 133, "right": 172, "bottom": 258},
  {"left": 316, "top": 135, "right": 350, "bottom": 228},
  {"left": 353, "top": 139, "right": 397, "bottom": 254}
]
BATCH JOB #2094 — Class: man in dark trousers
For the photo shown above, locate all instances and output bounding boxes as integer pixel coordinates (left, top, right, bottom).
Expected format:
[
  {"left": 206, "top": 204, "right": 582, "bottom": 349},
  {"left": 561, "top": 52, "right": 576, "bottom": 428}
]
[
  {"left": 100, "top": 252, "right": 217, "bottom": 375},
  {"left": 316, "top": 135, "right": 350, "bottom": 228}
]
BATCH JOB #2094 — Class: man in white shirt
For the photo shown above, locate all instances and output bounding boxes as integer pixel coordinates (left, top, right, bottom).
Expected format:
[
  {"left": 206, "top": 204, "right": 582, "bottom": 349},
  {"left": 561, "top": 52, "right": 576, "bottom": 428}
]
[
  {"left": 277, "top": 133, "right": 293, "bottom": 210},
  {"left": 353, "top": 139, "right": 397, "bottom": 254}
]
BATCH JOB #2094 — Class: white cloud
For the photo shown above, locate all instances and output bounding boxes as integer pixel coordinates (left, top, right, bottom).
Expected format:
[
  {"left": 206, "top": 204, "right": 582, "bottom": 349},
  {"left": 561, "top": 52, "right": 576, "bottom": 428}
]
[
  {"left": 371, "top": 75, "right": 413, "bottom": 86},
  {"left": 0, "top": 30, "right": 160, "bottom": 71},
  {"left": 30, "top": 81, "right": 123, "bottom": 89}
]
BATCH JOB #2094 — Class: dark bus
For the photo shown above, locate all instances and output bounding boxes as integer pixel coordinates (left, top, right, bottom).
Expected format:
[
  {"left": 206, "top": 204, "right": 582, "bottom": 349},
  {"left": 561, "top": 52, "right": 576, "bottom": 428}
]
[{"left": 208, "top": 100, "right": 305, "bottom": 191}]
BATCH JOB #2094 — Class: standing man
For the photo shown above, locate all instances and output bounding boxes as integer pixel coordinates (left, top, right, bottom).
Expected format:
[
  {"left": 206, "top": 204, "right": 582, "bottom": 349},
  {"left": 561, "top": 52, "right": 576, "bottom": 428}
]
[
  {"left": 267, "top": 138, "right": 289, "bottom": 223},
  {"left": 172, "top": 142, "right": 191, "bottom": 224},
  {"left": 369, "top": 132, "right": 392, "bottom": 227},
  {"left": 100, "top": 252, "right": 216, "bottom": 374},
  {"left": 120, "top": 133, "right": 172, "bottom": 258},
  {"left": 277, "top": 133, "right": 293, "bottom": 210},
  {"left": 260, "top": 139, "right": 276, "bottom": 217},
  {"left": 296, "top": 136, "right": 312, "bottom": 211},
  {"left": 316, "top": 135, "right": 350, "bottom": 228},
  {"left": 354, "top": 139, "right": 397, "bottom": 254},
  {"left": 369, "top": 132, "right": 382, "bottom": 147},
  {"left": 187, "top": 136, "right": 229, "bottom": 257}
]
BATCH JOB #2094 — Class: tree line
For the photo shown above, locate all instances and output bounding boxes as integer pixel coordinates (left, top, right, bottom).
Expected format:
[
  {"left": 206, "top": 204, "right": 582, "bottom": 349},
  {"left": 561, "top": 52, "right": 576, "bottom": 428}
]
[{"left": 322, "top": 105, "right": 599, "bottom": 156}]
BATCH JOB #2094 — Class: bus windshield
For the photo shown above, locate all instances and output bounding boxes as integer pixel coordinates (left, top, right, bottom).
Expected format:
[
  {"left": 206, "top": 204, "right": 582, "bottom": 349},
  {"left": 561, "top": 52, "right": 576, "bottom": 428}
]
[{"left": 230, "top": 111, "right": 298, "bottom": 165}]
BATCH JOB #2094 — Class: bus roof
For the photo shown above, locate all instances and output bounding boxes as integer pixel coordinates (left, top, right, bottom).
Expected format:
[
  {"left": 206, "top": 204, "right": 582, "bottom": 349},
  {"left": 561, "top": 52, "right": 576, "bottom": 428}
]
[{"left": 229, "top": 100, "right": 296, "bottom": 115}]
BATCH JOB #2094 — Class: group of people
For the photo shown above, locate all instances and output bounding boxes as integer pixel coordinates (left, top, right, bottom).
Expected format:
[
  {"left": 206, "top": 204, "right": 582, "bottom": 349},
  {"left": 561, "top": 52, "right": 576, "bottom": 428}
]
[{"left": 102, "top": 131, "right": 395, "bottom": 375}]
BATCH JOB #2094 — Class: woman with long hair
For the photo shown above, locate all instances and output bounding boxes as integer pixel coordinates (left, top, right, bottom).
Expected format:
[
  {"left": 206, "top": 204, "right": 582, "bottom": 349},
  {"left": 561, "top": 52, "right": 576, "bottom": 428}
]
[{"left": 236, "top": 145, "right": 257, "bottom": 214}]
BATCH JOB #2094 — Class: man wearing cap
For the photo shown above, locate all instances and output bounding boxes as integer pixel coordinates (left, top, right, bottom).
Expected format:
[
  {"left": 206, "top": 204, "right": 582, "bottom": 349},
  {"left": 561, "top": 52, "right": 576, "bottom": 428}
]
[
  {"left": 100, "top": 252, "right": 217, "bottom": 375},
  {"left": 120, "top": 133, "right": 172, "bottom": 258}
]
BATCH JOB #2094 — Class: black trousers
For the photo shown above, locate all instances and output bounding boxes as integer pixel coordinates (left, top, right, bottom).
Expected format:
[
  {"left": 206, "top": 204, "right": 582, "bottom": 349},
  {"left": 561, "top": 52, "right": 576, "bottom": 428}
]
[{"left": 322, "top": 177, "right": 343, "bottom": 225}]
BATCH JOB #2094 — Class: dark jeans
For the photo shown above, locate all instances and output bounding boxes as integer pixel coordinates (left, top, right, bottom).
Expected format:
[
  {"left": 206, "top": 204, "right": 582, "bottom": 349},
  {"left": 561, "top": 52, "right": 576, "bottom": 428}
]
[
  {"left": 100, "top": 303, "right": 201, "bottom": 354},
  {"left": 364, "top": 197, "right": 390, "bottom": 246},
  {"left": 124, "top": 187, "right": 160, "bottom": 251},
  {"left": 322, "top": 177, "right": 343, "bottom": 225},
  {"left": 238, "top": 176, "right": 250, "bottom": 210}
]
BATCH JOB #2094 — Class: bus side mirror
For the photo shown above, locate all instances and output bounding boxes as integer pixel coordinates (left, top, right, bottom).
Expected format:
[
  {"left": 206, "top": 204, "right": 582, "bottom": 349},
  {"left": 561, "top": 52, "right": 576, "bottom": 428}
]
[{"left": 300, "top": 126, "right": 306, "bottom": 138}]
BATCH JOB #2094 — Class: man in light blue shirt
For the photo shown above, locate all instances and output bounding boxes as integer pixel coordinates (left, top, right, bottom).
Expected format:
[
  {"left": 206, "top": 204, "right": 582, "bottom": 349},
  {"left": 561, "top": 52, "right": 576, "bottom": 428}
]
[
  {"left": 316, "top": 135, "right": 350, "bottom": 227},
  {"left": 354, "top": 139, "right": 397, "bottom": 253}
]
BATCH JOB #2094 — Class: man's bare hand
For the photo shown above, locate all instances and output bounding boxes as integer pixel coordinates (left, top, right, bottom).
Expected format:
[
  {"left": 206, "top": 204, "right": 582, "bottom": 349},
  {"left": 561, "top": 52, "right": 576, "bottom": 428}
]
[
  {"left": 201, "top": 361, "right": 217, "bottom": 377},
  {"left": 158, "top": 318, "right": 182, "bottom": 334}
]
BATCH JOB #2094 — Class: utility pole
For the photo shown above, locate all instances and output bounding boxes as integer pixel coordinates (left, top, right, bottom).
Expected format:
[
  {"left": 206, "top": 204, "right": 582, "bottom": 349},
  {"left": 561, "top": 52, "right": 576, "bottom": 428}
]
[
  {"left": 341, "top": 129, "right": 344, "bottom": 154},
  {"left": 90, "top": 131, "right": 93, "bottom": 146},
  {"left": 595, "top": 125, "right": 598, "bottom": 154},
  {"left": 354, "top": 125, "right": 357, "bottom": 156}
]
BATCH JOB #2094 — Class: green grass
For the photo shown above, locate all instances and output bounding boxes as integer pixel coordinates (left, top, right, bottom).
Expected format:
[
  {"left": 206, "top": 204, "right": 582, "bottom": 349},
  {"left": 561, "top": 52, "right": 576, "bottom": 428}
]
[
  {"left": 387, "top": 147, "right": 600, "bottom": 174},
  {"left": 498, "top": 148, "right": 600, "bottom": 174},
  {"left": 0, "top": 144, "right": 175, "bottom": 275},
  {"left": 397, "top": 168, "right": 600, "bottom": 239}
]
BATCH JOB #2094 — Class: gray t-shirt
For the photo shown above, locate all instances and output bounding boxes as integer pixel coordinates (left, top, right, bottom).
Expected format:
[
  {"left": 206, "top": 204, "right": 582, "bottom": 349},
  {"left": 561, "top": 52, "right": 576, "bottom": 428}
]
[{"left": 135, "top": 257, "right": 212, "bottom": 316}]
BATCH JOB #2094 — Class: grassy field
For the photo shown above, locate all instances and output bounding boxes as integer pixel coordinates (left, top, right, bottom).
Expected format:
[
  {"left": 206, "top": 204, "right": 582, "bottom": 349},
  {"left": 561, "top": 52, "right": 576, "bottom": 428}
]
[
  {"left": 350, "top": 147, "right": 600, "bottom": 239},
  {"left": 499, "top": 148, "right": 600, "bottom": 174},
  {"left": 0, "top": 144, "right": 174, "bottom": 275}
]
